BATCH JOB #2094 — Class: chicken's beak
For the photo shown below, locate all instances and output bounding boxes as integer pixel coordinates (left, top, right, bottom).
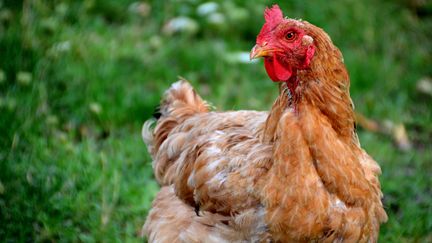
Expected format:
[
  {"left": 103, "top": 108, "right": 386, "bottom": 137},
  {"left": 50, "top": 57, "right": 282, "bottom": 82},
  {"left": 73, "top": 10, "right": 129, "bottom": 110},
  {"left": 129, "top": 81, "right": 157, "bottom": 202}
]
[{"left": 250, "top": 44, "right": 272, "bottom": 60}]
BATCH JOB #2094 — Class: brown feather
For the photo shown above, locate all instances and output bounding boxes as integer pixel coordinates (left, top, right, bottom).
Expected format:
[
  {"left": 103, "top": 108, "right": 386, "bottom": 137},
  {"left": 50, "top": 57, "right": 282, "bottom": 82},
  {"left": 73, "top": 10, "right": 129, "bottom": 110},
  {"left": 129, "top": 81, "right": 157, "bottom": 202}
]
[{"left": 142, "top": 18, "right": 387, "bottom": 243}]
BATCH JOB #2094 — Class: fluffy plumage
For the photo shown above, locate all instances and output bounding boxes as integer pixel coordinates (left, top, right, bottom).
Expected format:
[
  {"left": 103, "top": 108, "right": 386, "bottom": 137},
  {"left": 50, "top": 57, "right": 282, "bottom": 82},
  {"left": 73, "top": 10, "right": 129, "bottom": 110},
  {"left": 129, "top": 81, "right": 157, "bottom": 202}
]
[{"left": 142, "top": 5, "right": 386, "bottom": 242}]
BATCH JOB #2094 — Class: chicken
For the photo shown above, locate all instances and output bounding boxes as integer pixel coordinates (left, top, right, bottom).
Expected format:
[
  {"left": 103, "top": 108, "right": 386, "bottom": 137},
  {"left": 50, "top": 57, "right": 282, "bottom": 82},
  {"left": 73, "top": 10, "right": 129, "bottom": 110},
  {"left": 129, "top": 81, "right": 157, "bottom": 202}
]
[{"left": 142, "top": 4, "right": 387, "bottom": 243}]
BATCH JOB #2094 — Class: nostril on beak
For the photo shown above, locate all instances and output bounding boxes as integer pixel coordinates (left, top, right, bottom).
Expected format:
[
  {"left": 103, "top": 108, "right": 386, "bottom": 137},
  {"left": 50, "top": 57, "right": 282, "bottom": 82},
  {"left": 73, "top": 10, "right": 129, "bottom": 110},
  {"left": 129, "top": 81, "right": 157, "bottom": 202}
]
[{"left": 250, "top": 43, "right": 272, "bottom": 60}]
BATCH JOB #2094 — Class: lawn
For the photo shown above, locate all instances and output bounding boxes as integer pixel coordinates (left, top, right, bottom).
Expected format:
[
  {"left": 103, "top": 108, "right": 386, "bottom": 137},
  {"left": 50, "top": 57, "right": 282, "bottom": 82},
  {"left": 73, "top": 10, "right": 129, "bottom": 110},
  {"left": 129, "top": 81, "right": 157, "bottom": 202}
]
[{"left": 1, "top": 0, "right": 431, "bottom": 242}]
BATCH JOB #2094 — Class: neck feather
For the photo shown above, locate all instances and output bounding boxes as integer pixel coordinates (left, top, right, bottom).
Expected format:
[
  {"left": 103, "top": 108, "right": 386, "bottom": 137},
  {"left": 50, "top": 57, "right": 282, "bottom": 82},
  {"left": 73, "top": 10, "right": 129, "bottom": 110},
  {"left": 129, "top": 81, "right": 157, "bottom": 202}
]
[
  {"left": 263, "top": 26, "right": 358, "bottom": 144},
  {"left": 264, "top": 29, "right": 356, "bottom": 144},
  {"left": 298, "top": 32, "right": 355, "bottom": 142}
]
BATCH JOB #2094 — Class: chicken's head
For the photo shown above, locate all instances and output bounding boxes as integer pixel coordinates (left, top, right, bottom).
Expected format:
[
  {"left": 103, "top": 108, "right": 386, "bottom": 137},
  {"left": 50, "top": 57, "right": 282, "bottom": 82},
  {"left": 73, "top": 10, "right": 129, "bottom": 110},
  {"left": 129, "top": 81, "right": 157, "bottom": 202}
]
[{"left": 250, "top": 5, "right": 315, "bottom": 83}]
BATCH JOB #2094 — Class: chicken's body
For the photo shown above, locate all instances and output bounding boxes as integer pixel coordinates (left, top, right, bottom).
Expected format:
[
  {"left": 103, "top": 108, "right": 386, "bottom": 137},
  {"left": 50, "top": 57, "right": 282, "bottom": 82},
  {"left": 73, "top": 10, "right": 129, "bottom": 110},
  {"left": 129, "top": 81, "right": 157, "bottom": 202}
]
[{"left": 143, "top": 5, "right": 387, "bottom": 242}]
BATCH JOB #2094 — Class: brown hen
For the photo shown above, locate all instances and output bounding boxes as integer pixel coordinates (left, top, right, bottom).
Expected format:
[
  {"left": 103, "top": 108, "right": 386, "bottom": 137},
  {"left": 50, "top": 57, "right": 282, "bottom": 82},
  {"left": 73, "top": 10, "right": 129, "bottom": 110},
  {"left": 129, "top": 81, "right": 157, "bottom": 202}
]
[{"left": 142, "top": 5, "right": 387, "bottom": 243}]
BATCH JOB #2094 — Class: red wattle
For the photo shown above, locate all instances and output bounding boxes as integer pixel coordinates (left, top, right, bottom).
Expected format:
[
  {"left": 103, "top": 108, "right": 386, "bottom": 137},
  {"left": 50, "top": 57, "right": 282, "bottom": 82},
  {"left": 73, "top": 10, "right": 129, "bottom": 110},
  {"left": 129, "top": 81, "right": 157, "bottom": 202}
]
[
  {"left": 273, "top": 55, "right": 292, "bottom": 81},
  {"left": 264, "top": 58, "right": 277, "bottom": 81},
  {"left": 264, "top": 56, "right": 292, "bottom": 82}
]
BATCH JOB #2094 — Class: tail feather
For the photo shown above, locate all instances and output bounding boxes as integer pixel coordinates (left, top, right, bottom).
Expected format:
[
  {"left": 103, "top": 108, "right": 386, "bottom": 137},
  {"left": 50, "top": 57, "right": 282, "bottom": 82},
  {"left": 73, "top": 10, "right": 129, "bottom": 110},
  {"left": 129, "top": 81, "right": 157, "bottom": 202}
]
[
  {"left": 142, "top": 119, "right": 156, "bottom": 154},
  {"left": 143, "top": 80, "right": 209, "bottom": 157},
  {"left": 159, "top": 79, "right": 209, "bottom": 120}
]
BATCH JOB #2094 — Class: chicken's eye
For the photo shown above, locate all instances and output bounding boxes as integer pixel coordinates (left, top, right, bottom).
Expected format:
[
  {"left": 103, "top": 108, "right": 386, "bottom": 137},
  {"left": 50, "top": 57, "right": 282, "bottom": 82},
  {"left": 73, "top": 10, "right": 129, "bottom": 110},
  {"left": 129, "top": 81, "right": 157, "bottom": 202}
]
[{"left": 285, "top": 32, "right": 296, "bottom": 41}]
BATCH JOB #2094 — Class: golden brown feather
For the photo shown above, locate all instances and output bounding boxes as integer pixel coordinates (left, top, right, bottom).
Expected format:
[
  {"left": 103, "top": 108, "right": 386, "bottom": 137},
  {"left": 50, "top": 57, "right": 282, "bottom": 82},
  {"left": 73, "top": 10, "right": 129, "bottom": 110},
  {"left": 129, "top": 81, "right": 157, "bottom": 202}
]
[{"left": 142, "top": 9, "right": 386, "bottom": 243}]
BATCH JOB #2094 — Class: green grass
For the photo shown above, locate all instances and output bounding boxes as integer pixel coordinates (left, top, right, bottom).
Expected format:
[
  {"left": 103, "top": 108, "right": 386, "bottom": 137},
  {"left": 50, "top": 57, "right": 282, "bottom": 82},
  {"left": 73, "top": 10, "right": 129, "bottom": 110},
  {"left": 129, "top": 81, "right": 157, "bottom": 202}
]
[{"left": 1, "top": 0, "right": 431, "bottom": 242}]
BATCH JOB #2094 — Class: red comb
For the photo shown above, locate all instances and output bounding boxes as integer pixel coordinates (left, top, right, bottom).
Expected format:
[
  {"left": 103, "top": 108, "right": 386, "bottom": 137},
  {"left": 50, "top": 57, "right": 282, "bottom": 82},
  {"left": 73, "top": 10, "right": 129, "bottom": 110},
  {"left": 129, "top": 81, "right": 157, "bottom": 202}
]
[
  {"left": 257, "top": 5, "right": 284, "bottom": 43},
  {"left": 264, "top": 4, "right": 283, "bottom": 28}
]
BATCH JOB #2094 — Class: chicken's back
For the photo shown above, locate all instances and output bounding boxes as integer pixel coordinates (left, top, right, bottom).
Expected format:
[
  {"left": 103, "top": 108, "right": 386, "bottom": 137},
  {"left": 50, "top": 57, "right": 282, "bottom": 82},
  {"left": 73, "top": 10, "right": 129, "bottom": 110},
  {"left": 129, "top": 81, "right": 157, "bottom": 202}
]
[{"left": 143, "top": 81, "right": 274, "bottom": 242}]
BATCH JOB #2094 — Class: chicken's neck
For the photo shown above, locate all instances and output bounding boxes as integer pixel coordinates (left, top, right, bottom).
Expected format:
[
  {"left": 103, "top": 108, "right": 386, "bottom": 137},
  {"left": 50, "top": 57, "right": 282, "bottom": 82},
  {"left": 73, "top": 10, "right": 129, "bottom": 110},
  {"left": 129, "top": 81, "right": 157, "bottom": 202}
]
[
  {"left": 283, "top": 75, "right": 301, "bottom": 111},
  {"left": 263, "top": 38, "right": 357, "bottom": 144},
  {"left": 298, "top": 46, "right": 356, "bottom": 142}
]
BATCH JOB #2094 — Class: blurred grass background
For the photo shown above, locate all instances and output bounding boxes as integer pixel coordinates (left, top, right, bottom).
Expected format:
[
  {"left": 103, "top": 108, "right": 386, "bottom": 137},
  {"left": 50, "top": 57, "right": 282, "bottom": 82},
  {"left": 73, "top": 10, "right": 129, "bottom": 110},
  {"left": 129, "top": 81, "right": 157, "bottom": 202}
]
[{"left": 1, "top": 0, "right": 431, "bottom": 242}]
